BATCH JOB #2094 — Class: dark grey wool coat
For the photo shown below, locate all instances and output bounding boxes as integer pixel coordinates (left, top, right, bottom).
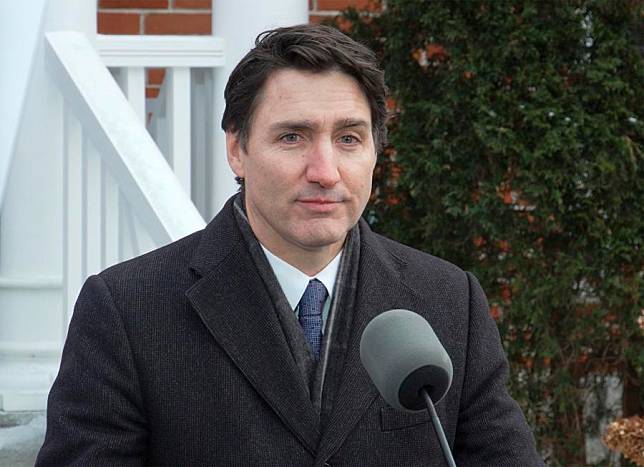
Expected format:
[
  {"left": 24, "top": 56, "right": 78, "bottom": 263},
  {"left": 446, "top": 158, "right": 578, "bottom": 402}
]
[{"left": 36, "top": 197, "right": 545, "bottom": 466}]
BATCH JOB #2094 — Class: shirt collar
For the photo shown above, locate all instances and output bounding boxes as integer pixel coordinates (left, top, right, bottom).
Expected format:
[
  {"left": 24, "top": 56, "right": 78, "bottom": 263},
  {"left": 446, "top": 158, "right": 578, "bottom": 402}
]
[{"left": 261, "top": 245, "right": 342, "bottom": 310}]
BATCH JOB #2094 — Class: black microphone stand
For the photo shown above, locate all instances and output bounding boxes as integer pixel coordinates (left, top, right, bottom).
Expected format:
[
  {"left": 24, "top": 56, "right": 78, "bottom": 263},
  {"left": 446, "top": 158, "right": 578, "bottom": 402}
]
[{"left": 421, "top": 387, "right": 457, "bottom": 467}]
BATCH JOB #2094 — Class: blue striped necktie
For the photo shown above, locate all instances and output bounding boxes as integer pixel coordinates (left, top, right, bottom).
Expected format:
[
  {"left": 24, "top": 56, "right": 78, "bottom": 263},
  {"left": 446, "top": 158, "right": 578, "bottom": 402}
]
[{"left": 298, "top": 279, "right": 327, "bottom": 361}]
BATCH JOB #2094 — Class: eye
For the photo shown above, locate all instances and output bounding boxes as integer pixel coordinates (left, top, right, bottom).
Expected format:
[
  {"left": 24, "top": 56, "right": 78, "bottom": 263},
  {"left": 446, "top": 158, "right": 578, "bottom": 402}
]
[
  {"left": 338, "top": 134, "right": 360, "bottom": 145},
  {"left": 280, "top": 133, "right": 302, "bottom": 144}
]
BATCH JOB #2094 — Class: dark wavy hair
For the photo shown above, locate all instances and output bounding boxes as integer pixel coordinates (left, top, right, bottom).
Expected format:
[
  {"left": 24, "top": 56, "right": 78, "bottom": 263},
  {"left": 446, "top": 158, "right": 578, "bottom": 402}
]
[{"left": 221, "top": 24, "right": 388, "bottom": 155}]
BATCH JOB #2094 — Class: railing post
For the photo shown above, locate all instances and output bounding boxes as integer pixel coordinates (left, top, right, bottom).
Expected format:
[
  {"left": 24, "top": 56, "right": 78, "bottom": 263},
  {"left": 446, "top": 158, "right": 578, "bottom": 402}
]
[
  {"left": 62, "top": 106, "right": 84, "bottom": 328},
  {"left": 167, "top": 67, "right": 192, "bottom": 196},
  {"left": 115, "top": 66, "right": 146, "bottom": 123},
  {"left": 101, "top": 162, "right": 120, "bottom": 268},
  {"left": 119, "top": 195, "right": 140, "bottom": 260},
  {"left": 191, "top": 68, "right": 213, "bottom": 218},
  {"left": 84, "top": 140, "right": 103, "bottom": 276}
]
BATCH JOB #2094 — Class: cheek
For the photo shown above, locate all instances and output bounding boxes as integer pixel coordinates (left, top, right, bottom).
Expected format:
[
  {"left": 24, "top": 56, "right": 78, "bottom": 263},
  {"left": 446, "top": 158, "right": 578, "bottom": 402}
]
[
  {"left": 247, "top": 155, "right": 275, "bottom": 184},
  {"left": 248, "top": 159, "right": 296, "bottom": 201},
  {"left": 345, "top": 160, "right": 375, "bottom": 195}
]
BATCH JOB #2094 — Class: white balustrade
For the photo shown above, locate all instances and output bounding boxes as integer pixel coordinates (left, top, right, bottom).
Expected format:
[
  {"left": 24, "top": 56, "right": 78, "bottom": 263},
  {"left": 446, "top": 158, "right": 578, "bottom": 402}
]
[
  {"left": 96, "top": 34, "right": 224, "bottom": 219},
  {"left": 48, "top": 31, "right": 207, "bottom": 338}
]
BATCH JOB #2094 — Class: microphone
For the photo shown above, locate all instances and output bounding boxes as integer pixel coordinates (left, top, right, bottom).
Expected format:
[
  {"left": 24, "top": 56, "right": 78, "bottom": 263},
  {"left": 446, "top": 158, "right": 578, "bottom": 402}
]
[
  {"left": 360, "top": 309, "right": 456, "bottom": 467},
  {"left": 360, "top": 309, "right": 453, "bottom": 411}
]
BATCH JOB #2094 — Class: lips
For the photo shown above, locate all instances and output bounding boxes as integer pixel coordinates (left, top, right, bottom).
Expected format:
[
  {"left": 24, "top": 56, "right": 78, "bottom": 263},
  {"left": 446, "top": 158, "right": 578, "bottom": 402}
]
[
  {"left": 296, "top": 198, "right": 342, "bottom": 212},
  {"left": 298, "top": 198, "right": 339, "bottom": 204}
]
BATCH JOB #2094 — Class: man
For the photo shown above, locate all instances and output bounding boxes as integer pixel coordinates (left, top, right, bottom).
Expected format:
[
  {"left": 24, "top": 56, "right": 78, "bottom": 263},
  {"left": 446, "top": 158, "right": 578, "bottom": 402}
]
[{"left": 37, "top": 24, "right": 544, "bottom": 466}]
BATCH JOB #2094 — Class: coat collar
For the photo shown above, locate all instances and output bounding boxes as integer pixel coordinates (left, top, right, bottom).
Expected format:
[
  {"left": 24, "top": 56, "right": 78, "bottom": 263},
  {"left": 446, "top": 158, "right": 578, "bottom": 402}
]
[
  {"left": 186, "top": 197, "right": 321, "bottom": 453},
  {"left": 187, "top": 196, "right": 242, "bottom": 277}
]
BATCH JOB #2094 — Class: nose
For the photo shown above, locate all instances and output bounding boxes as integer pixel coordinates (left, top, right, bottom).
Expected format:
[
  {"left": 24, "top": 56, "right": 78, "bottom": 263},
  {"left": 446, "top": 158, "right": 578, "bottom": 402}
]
[{"left": 305, "top": 140, "right": 341, "bottom": 188}]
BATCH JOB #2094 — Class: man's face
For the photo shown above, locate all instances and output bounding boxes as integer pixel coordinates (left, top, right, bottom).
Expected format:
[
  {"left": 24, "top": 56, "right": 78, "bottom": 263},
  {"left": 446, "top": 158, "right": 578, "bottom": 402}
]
[{"left": 226, "top": 68, "right": 376, "bottom": 262}]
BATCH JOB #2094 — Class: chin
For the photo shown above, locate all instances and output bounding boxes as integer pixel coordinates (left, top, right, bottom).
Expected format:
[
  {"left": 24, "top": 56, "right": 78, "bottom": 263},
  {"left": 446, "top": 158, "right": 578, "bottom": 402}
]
[{"left": 296, "top": 228, "right": 350, "bottom": 250}]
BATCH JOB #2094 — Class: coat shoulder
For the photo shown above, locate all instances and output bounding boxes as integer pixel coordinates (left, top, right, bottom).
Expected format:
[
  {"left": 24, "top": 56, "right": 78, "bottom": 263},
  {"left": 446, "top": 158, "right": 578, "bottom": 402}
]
[
  {"left": 97, "top": 229, "right": 204, "bottom": 300},
  {"left": 367, "top": 229, "right": 470, "bottom": 291}
]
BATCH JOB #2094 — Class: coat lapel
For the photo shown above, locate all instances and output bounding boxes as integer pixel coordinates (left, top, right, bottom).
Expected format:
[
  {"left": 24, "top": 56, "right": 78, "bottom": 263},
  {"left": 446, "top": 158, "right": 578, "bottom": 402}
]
[
  {"left": 186, "top": 200, "right": 321, "bottom": 454},
  {"left": 316, "top": 221, "right": 412, "bottom": 462}
]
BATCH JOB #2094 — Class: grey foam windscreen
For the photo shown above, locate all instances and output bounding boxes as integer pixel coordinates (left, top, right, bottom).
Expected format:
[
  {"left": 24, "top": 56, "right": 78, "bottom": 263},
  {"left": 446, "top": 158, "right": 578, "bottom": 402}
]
[{"left": 360, "top": 309, "right": 453, "bottom": 412}]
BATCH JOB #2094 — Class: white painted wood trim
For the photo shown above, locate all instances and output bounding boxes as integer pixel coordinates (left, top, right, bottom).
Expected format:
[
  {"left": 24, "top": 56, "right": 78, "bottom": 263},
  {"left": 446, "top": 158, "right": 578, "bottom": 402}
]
[
  {"left": 0, "top": 341, "right": 61, "bottom": 358},
  {"left": 46, "top": 31, "right": 205, "bottom": 247},
  {"left": 96, "top": 34, "right": 225, "bottom": 68},
  {"left": 101, "top": 163, "right": 120, "bottom": 269},
  {"left": 62, "top": 108, "right": 84, "bottom": 327},
  {"left": 0, "top": 0, "right": 47, "bottom": 209},
  {"left": 167, "top": 67, "right": 192, "bottom": 196},
  {"left": 122, "top": 199, "right": 141, "bottom": 257},
  {"left": 150, "top": 83, "right": 169, "bottom": 160},
  {"left": 0, "top": 276, "right": 62, "bottom": 289},
  {"left": 117, "top": 67, "right": 146, "bottom": 124},
  {"left": 190, "top": 68, "right": 214, "bottom": 218},
  {"left": 84, "top": 143, "right": 103, "bottom": 276}
]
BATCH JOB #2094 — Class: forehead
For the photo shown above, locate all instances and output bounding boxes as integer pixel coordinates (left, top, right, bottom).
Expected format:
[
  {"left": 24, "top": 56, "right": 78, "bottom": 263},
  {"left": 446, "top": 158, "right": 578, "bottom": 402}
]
[{"left": 251, "top": 68, "right": 372, "bottom": 129}]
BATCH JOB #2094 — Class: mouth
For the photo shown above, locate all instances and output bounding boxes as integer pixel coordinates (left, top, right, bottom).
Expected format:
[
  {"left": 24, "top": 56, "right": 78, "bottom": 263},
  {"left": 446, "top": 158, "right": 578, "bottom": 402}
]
[
  {"left": 296, "top": 198, "right": 343, "bottom": 212},
  {"left": 298, "top": 198, "right": 340, "bottom": 204}
]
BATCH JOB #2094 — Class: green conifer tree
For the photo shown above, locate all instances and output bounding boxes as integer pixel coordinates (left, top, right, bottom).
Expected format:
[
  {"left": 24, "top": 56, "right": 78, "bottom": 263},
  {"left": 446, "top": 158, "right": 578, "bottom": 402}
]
[{"left": 343, "top": 1, "right": 643, "bottom": 464}]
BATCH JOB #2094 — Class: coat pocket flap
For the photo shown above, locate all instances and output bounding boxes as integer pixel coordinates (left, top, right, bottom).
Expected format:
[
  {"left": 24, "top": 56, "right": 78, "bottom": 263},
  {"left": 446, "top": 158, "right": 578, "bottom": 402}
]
[{"left": 380, "top": 406, "right": 430, "bottom": 432}]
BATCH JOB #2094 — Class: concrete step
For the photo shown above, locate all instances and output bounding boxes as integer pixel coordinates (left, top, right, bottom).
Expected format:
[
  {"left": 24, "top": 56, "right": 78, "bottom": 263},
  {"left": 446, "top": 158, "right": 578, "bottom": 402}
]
[
  {"left": 0, "top": 357, "right": 59, "bottom": 411},
  {"left": 0, "top": 411, "right": 45, "bottom": 467}
]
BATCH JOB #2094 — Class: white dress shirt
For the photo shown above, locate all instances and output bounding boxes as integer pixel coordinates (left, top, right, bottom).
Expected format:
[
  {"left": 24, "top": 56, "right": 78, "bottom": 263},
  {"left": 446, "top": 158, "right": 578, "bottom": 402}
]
[{"left": 261, "top": 245, "right": 342, "bottom": 330}]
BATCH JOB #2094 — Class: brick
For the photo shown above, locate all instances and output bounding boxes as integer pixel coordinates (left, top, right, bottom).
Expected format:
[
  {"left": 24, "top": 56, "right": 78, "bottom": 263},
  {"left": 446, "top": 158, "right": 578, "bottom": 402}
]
[
  {"left": 309, "top": 15, "right": 353, "bottom": 32},
  {"left": 144, "top": 13, "right": 211, "bottom": 35},
  {"left": 98, "top": 12, "right": 141, "bottom": 35},
  {"left": 309, "top": 15, "right": 334, "bottom": 25},
  {"left": 174, "top": 0, "right": 211, "bottom": 9},
  {"left": 147, "top": 68, "right": 166, "bottom": 86},
  {"left": 146, "top": 87, "right": 160, "bottom": 99},
  {"left": 317, "top": 0, "right": 376, "bottom": 11},
  {"left": 99, "top": 0, "right": 168, "bottom": 8}
]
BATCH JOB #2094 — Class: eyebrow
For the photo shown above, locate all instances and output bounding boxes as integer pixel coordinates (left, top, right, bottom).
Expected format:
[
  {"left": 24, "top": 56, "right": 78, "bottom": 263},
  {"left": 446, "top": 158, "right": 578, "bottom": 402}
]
[{"left": 268, "top": 118, "right": 371, "bottom": 133}]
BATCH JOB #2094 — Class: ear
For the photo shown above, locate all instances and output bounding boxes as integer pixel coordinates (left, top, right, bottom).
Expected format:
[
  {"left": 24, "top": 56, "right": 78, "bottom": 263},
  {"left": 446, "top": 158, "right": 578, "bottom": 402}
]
[{"left": 225, "top": 131, "right": 245, "bottom": 178}]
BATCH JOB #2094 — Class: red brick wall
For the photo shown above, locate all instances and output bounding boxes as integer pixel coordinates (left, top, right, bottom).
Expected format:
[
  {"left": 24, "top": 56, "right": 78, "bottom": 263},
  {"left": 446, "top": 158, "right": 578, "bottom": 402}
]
[
  {"left": 97, "top": 0, "right": 375, "bottom": 97},
  {"left": 98, "top": 0, "right": 213, "bottom": 98},
  {"left": 96, "top": 0, "right": 374, "bottom": 35},
  {"left": 309, "top": 0, "right": 377, "bottom": 24},
  {"left": 97, "top": 0, "right": 212, "bottom": 35}
]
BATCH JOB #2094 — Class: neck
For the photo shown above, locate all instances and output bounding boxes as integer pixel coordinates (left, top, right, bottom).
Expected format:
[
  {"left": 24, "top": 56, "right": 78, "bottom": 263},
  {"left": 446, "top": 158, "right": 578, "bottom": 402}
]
[{"left": 263, "top": 242, "right": 343, "bottom": 276}]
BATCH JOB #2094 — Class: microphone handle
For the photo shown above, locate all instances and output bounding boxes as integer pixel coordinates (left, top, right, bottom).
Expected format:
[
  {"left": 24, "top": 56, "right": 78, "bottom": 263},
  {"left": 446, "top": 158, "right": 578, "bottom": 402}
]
[{"left": 421, "top": 387, "right": 457, "bottom": 467}]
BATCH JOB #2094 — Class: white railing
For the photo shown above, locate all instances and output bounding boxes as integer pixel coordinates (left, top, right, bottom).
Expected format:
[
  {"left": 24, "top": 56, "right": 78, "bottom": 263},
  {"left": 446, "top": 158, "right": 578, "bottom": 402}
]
[
  {"left": 148, "top": 66, "right": 218, "bottom": 216},
  {"left": 94, "top": 34, "right": 225, "bottom": 218},
  {"left": 98, "top": 34, "right": 226, "bottom": 243},
  {"left": 46, "top": 31, "right": 209, "bottom": 325},
  {"left": 0, "top": 30, "right": 226, "bottom": 412}
]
